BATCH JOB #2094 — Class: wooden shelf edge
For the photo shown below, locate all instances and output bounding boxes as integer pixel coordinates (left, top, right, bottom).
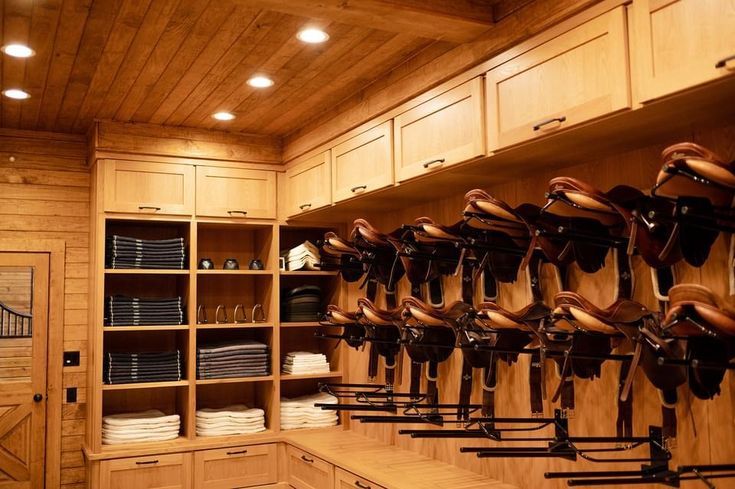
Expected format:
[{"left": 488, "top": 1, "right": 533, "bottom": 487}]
[
  {"left": 196, "top": 270, "right": 274, "bottom": 276},
  {"left": 102, "top": 380, "right": 189, "bottom": 391},
  {"left": 280, "top": 372, "right": 342, "bottom": 381},
  {"left": 196, "top": 323, "right": 274, "bottom": 330},
  {"left": 195, "top": 375, "right": 274, "bottom": 385},
  {"left": 105, "top": 269, "right": 190, "bottom": 275},
  {"left": 279, "top": 321, "right": 322, "bottom": 328},
  {"left": 103, "top": 325, "right": 190, "bottom": 332},
  {"left": 279, "top": 271, "right": 338, "bottom": 276}
]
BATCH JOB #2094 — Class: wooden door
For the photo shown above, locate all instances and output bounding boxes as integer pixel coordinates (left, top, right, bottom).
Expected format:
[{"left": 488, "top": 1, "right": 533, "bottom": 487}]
[
  {"left": 100, "top": 453, "right": 191, "bottom": 489},
  {"left": 394, "top": 77, "right": 485, "bottom": 182},
  {"left": 331, "top": 122, "right": 393, "bottom": 203},
  {"left": 631, "top": 0, "right": 735, "bottom": 103},
  {"left": 102, "top": 160, "right": 195, "bottom": 215},
  {"left": 334, "top": 468, "right": 387, "bottom": 489},
  {"left": 0, "top": 253, "right": 49, "bottom": 489},
  {"left": 193, "top": 444, "right": 277, "bottom": 488},
  {"left": 485, "top": 6, "right": 630, "bottom": 150},
  {"left": 287, "top": 446, "right": 334, "bottom": 489},
  {"left": 195, "top": 167, "right": 277, "bottom": 219},
  {"left": 285, "top": 151, "right": 332, "bottom": 217}
]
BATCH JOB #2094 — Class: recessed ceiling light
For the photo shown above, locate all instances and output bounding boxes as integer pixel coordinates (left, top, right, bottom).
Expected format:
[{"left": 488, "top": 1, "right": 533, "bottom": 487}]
[
  {"left": 1, "top": 44, "right": 35, "bottom": 58},
  {"left": 247, "top": 76, "right": 274, "bottom": 88},
  {"left": 2, "top": 89, "right": 30, "bottom": 100},
  {"left": 212, "top": 111, "right": 236, "bottom": 121},
  {"left": 297, "top": 28, "right": 329, "bottom": 44}
]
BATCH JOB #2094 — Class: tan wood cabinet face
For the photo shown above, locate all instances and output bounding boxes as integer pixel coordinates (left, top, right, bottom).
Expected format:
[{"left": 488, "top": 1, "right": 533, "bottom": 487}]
[
  {"left": 196, "top": 167, "right": 276, "bottom": 219},
  {"left": 193, "top": 444, "right": 277, "bottom": 489},
  {"left": 331, "top": 121, "right": 393, "bottom": 203},
  {"left": 631, "top": 0, "right": 735, "bottom": 103},
  {"left": 100, "top": 453, "right": 192, "bottom": 489},
  {"left": 285, "top": 150, "right": 331, "bottom": 217},
  {"left": 334, "top": 468, "right": 387, "bottom": 489},
  {"left": 287, "top": 446, "right": 334, "bottom": 489},
  {"left": 103, "top": 160, "right": 195, "bottom": 215},
  {"left": 485, "top": 6, "right": 630, "bottom": 150},
  {"left": 394, "top": 77, "right": 485, "bottom": 182}
]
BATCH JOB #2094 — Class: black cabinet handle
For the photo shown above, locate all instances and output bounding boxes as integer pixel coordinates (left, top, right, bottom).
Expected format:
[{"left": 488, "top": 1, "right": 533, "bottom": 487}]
[
  {"left": 533, "top": 116, "right": 566, "bottom": 131},
  {"left": 355, "top": 481, "right": 372, "bottom": 489},
  {"left": 33, "top": 393, "right": 43, "bottom": 403},
  {"left": 715, "top": 55, "right": 735, "bottom": 69},
  {"left": 227, "top": 210, "right": 248, "bottom": 216},
  {"left": 299, "top": 203, "right": 312, "bottom": 210},
  {"left": 422, "top": 158, "right": 446, "bottom": 169},
  {"left": 138, "top": 205, "right": 161, "bottom": 211},
  {"left": 135, "top": 460, "right": 159, "bottom": 465},
  {"left": 350, "top": 185, "right": 367, "bottom": 193},
  {"left": 301, "top": 455, "right": 314, "bottom": 463},
  {"left": 227, "top": 449, "right": 248, "bottom": 456}
]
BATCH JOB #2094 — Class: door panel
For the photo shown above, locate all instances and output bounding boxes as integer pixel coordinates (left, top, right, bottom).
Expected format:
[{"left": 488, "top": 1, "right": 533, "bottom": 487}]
[
  {"left": 196, "top": 167, "right": 277, "bottom": 219},
  {"left": 0, "top": 253, "right": 49, "bottom": 489}
]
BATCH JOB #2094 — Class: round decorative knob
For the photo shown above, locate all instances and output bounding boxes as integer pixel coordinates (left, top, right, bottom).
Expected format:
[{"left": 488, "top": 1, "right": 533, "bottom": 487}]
[{"left": 33, "top": 393, "right": 43, "bottom": 403}]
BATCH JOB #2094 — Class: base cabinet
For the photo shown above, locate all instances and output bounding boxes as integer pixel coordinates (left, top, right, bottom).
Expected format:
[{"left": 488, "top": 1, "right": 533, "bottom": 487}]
[
  {"left": 99, "top": 453, "right": 192, "bottom": 489},
  {"left": 193, "top": 444, "right": 278, "bottom": 488},
  {"left": 334, "top": 468, "right": 386, "bottom": 489},
  {"left": 287, "top": 446, "right": 334, "bottom": 489}
]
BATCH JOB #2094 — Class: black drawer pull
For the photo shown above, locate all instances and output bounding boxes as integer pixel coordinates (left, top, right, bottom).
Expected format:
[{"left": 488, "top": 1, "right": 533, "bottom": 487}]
[
  {"left": 350, "top": 185, "right": 367, "bottom": 193},
  {"left": 135, "top": 460, "right": 159, "bottom": 465},
  {"left": 533, "top": 116, "right": 566, "bottom": 131},
  {"left": 138, "top": 205, "right": 161, "bottom": 211},
  {"left": 226, "top": 449, "right": 248, "bottom": 456},
  {"left": 301, "top": 455, "right": 315, "bottom": 463},
  {"left": 355, "top": 481, "right": 372, "bottom": 489},
  {"left": 422, "top": 158, "right": 445, "bottom": 169},
  {"left": 227, "top": 210, "right": 248, "bottom": 216},
  {"left": 299, "top": 203, "right": 312, "bottom": 210},
  {"left": 715, "top": 55, "right": 735, "bottom": 69}
]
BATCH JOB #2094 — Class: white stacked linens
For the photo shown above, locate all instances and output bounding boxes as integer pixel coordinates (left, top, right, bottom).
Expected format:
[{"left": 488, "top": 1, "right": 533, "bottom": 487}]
[
  {"left": 102, "top": 410, "right": 180, "bottom": 445},
  {"left": 282, "top": 351, "right": 330, "bottom": 375},
  {"left": 196, "top": 404, "right": 266, "bottom": 437},
  {"left": 280, "top": 392, "right": 339, "bottom": 430},
  {"left": 281, "top": 241, "right": 320, "bottom": 271}
]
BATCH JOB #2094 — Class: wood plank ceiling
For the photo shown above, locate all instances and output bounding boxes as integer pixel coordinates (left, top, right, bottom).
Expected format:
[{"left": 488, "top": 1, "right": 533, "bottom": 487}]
[{"left": 0, "top": 0, "right": 501, "bottom": 137}]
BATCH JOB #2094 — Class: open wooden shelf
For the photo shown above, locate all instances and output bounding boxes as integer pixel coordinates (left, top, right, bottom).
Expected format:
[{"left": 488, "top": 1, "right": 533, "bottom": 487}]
[
  {"left": 280, "top": 321, "right": 322, "bottom": 328},
  {"left": 195, "top": 375, "right": 274, "bottom": 385},
  {"left": 280, "top": 372, "right": 342, "bottom": 381},
  {"left": 105, "top": 269, "right": 189, "bottom": 275},
  {"left": 196, "top": 269, "right": 272, "bottom": 276},
  {"left": 103, "top": 325, "right": 189, "bottom": 332},
  {"left": 280, "top": 270, "right": 338, "bottom": 276},
  {"left": 101, "top": 380, "right": 189, "bottom": 391},
  {"left": 195, "top": 322, "right": 273, "bottom": 330}
]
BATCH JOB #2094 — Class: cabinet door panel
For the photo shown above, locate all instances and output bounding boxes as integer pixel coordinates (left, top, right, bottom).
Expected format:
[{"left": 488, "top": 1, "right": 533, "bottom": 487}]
[
  {"left": 285, "top": 151, "right": 331, "bottom": 217},
  {"left": 103, "top": 160, "right": 195, "bottom": 215},
  {"left": 334, "top": 468, "right": 387, "bottom": 489},
  {"left": 287, "top": 446, "right": 334, "bottom": 489},
  {"left": 196, "top": 167, "right": 276, "bottom": 219},
  {"left": 486, "top": 6, "right": 630, "bottom": 150},
  {"left": 194, "top": 444, "right": 277, "bottom": 489},
  {"left": 100, "top": 453, "right": 191, "bottom": 489},
  {"left": 631, "top": 0, "right": 735, "bottom": 102},
  {"left": 331, "top": 122, "right": 393, "bottom": 203},
  {"left": 395, "top": 78, "right": 485, "bottom": 182}
]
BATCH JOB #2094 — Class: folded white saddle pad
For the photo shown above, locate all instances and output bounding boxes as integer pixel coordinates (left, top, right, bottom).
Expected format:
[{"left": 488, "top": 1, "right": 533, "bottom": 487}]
[
  {"left": 196, "top": 418, "right": 265, "bottom": 428},
  {"left": 102, "top": 431, "right": 180, "bottom": 444},
  {"left": 196, "top": 426, "right": 267, "bottom": 437},
  {"left": 195, "top": 405, "right": 265, "bottom": 419},
  {"left": 281, "top": 392, "right": 337, "bottom": 407},
  {"left": 103, "top": 423, "right": 180, "bottom": 434},
  {"left": 103, "top": 409, "right": 180, "bottom": 427}
]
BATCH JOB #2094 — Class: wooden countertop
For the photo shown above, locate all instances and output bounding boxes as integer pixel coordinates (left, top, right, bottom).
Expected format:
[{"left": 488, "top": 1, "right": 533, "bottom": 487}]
[{"left": 283, "top": 430, "right": 518, "bottom": 489}]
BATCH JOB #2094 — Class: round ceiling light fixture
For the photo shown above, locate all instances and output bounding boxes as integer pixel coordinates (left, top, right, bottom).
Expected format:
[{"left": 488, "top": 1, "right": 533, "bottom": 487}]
[
  {"left": 212, "top": 111, "right": 236, "bottom": 121},
  {"left": 1, "top": 44, "right": 35, "bottom": 58},
  {"left": 247, "top": 76, "right": 274, "bottom": 88},
  {"left": 2, "top": 89, "right": 31, "bottom": 100},
  {"left": 297, "top": 28, "right": 329, "bottom": 44}
]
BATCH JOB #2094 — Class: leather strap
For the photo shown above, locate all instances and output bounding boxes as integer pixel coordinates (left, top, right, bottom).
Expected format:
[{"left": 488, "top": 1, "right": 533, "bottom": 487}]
[
  {"left": 458, "top": 360, "right": 473, "bottom": 421},
  {"left": 528, "top": 252, "right": 544, "bottom": 303},
  {"left": 661, "top": 389, "right": 678, "bottom": 444},
  {"left": 366, "top": 279, "right": 380, "bottom": 382},
  {"left": 427, "top": 277, "right": 444, "bottom": 308},
  {"left": 561, "top": 376, "right": 575, "bottom": 415},
  {"left": 615, "top": 247, "right": 634, "bottom": 300},
  {"left": 482, "top": 267, "right": 498, "bottom": 302},
  {"left": 529, "top": 350, "right": 543, "bottom": 416},
  {"left": 366, "top": 279, "right": 378, "bottom": 302},
  {"left": 482, "top": 362, "right": 497, "bottom": 418},
  {"left": 427, "top": 361, "right": 439, "bottom": 408},
  {"left": 461, "top": 265, "right": 475, "bottom": 305},
  {"left": 385, "top": 284, "right": 398, "bottom": 309},
  {"left": 616, "top": 358, "right": 634, "bottom": 439},
  {"left": 410, "top": 361, "right": 423, "bottom": 401}
]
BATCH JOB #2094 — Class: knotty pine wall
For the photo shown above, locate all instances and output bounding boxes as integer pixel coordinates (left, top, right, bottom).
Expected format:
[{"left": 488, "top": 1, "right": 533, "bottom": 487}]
[
  {"left": 342, "top": 122, "right": 735, "bottom": 489},
  {"left": 0, "top": 129, "right": 89, "bottom": 489}
]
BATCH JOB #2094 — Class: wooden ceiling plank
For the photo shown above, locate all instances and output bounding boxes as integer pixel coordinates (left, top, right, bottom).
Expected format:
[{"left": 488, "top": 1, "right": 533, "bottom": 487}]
[
  {"left": 114, "top": 0, "right": 220, "bottom": 122},
  {"left": 241, "top": 0, "right": 493, "bottom": 43},
  {"left": 1, "top": 0, "right": 34, "bottom": 129},
  {"left": 82, "top": 0, "right": 182, "bottom": 127},
  {"left": 0, "top": 1, "right": 5, "bottom": 127},
  {"left": 66, "top": 0, "right": 154, "bottom": 132},
  {"left": 146, "top": 4, "right": 262, "bottom": 125}
]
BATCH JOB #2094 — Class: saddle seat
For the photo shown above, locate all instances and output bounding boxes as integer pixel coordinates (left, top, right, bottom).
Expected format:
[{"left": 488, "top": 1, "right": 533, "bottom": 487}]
[
  {"left": 325, "top": 304, "right": 359, "bottom": 324},
  {"left": 475, "top": 301, "right": 553, "bottom": 333},
  {"left": 657, "top": 143, "right": 735, "bottom": 206},
  {"left": 401, "top": 297, "right": 471, "bottom": 327},
  {"left": 413, "top": 217, "right": 465, "bottom": 244},
  {"left": 665, "top": 284, "right": 735, "bottom": 336},
  {"left": 323, "top": 232, "right": 360, "bottom": 256},
  {"left": 553, "top": 292, "right": 650, "bottom": 336},
  {"left": 352, "top": 219, "right": 392, "bottom": 247},
  {"left": 357, "top": 298, "right": 402, "bottom": 326}
]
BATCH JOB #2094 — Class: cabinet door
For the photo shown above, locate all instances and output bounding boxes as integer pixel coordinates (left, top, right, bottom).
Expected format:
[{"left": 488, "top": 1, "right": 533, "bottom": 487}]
[
  {"left": 331, "top": 121, "right": 393, "bottom": 203},
  {"left": 486, "top": 6, "right": 630, "bottom": 150},
  {"left": 285, "top": 151, "right": 331, "bottom": 217},
  {"left": 103, "top": 160, "right": 195, "bottom": 215},
  {"left": 196, "top": 167, "right": 276, "bottom": 219},
  {"left": 100, "top": 453, "right": 192, "bottom": 489},
  {"left": 193, "top": 444, "right": 277, "bottom": 489},
  {"left": 631, "top": 0, "right": 735, "bottom": 102},
  {"left": 334, "top": 468, "right": 387, "bottom": 489},
  {"left": 394, "top": 78, "right": 485, "bottom": 182},
  {"left": 287, "top": 446, "right": 334, "bottom": 489}
]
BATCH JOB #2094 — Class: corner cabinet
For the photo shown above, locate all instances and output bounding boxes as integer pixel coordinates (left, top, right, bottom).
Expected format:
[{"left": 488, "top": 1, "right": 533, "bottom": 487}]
[
  {"left": 195, "top": 166, "right": 277, "bottom": 219},
  {"left": 485, "top": 6, "right": 631, "bottom": 150},
  {"left": 393, "top": 77, "right": 485, "bottom": 182},
  {"left": 630, "top": 0, "right": 735, "bottom": 103},
  {"left": 284, "top": 151, "right": 332, "bottom": 217},
  {"left": 331, "top": 121, "right": 393, "bottom": 203}
]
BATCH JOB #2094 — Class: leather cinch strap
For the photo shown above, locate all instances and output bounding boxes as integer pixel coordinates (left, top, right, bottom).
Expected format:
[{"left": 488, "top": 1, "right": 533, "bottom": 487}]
[
  {"left": 616, "top": 358, "right": 633, "bottom": 439},
  {"left": 529, "top": 350, "right": 543, "bottom": 416},
  {"left": 366, "top": 280, "right": 379, "bottom": 382},
  {"left": 426, "top": 361, "right": 439, "bottom": 407},
  {"left": 458, "top": 360, "right": 473, "bottom": 421},
  {"left": 410, "top": 361, "right": 423, "bottom": 401}
]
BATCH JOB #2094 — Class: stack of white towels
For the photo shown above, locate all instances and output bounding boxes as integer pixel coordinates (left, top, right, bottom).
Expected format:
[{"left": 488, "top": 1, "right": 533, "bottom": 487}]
[
  {"left": 281, "top": 241, "right": 320, "bottom": 271},
  {"left": 102, "top": 410, "right": 180, "bottom": 445},
  {"left": 282, "top": 351, "right": 330, "bottom": 375},
  {"left": 281, "top": 392, "right": 339, "bottom": 430},
  {"left": 196, "top": 404, "right": 266, "bottom": 437}
]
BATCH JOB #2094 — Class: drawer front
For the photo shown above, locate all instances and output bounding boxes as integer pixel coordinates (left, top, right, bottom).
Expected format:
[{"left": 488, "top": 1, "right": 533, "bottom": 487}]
[
  {"left": 631, "top": 0, "right": 735, "bottom": 102},
  {"left": 285, "top": 150, "right": 331, "bottom": 217},
  {"left": 486, "top": 6, "right": 630, "bottom": 150},
  {"left": 331, "top": 121, "right": 393, "bottom": 203},
  {"left": 334, "top": 468, "right": 387, "bottom": 489},
  {"left": 100, "top": 453, "right": 191, "bottom": 489},
  {"left": 103, "top": 160, "right": 195, "bottom": 215},
  {"left": 196, "top": 167, "right": 276, "bottom": 219},
  {"left": 394, "top": 77, "right": 485, "bottom": 182},
  {"left": 194, "top": 444, "right": 277, "bottom": 489},
  {"left": 287, "top": 446, "right": 334, "bottom": 489}
]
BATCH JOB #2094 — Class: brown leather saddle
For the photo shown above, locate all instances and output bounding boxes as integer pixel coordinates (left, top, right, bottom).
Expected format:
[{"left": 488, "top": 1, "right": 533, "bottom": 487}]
[{"left": 321, "top": 232, "right": 365, "bottom": 283}]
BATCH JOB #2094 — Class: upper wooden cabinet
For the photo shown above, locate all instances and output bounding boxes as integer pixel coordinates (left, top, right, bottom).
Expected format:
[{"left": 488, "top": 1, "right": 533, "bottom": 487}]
[
  {"left": 102, "top": 160, "right": 195, "bottom": 215},
  {"left": 394, "top": 78, "right": 485, "bottom": 182},
  {"left": 485, "top": 6, "right": 630, "bottom": 150},
  {"left": 331, "top": 121, "right": 393, "bottom": 203},
  {"left": 285, "top": 150, "right": 331, "bottom": 217},
  {"left": 195, "top": 166, "right": 276, "bottom": 219},
  {"left": 631, "top": 0, "right": 735, "bottom": 103}
]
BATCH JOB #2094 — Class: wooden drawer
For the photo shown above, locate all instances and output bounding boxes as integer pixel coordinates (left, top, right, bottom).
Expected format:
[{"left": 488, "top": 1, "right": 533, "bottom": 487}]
[
  {"left": 100, "top": 453, "right": 192, "bottom": 489},
  {"left": 287, "top": 446, "right": 334, "bottom": 489},
  {"left": 631, "top": 0, "right": 735, "bottom": 102},
  {"left": 394, "top": 77, "right": 485, "bottom": 182},
  {"left": 193, "top": 444, "right": 277, "bottom": 489},
  {"left": 195, "top": 166, "right": 276, "bottom": 219},
  {"left": 485, "top": 6, "right": 630, "bottom": 150},
  {"left": 331, "top": 121, "right": 393, "bottom": 203},
  {"left": 334, "top": 468, "right": 387, "bottom": 489},
  {"left": 102, "top": 160, "right": 195, "bottom": 215},
  {"left": 285, "top": 150, "right": 331, "bottom": 217}
]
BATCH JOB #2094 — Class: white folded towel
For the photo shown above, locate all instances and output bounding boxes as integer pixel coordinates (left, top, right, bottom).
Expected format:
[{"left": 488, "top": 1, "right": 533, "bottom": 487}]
[
  {"left": 103, "top": 409, "right": 180, "bottom": 427},
  {"left": 195, "top": 404, "right": 265, "bottom": 420}
]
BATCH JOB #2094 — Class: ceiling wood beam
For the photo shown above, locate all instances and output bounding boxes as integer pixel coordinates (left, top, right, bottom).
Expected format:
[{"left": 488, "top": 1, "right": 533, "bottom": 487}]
[{"left": 241, "top": 0, "right": 495, "bottom": 43}]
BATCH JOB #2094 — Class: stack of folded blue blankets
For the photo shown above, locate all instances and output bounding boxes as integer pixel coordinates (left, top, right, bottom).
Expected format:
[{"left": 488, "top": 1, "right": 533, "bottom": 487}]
[
  {"left": 106, "top": 235, "right": 186, "bottom": 270},
  {"left": 104, "top": 295, "right": 185, "bottom": 326},
  {"left": 103, "top": 350, "right": 182, "bottom": 385},
  {"left": 197, "top": 340, "right": 269, "bottom": 380}
]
